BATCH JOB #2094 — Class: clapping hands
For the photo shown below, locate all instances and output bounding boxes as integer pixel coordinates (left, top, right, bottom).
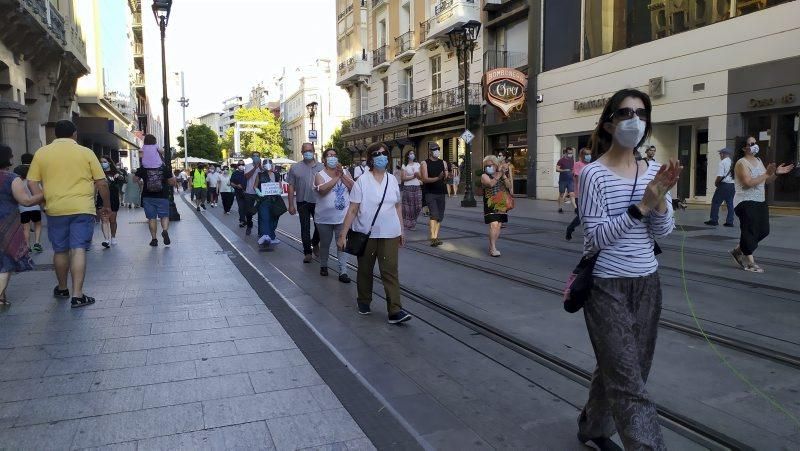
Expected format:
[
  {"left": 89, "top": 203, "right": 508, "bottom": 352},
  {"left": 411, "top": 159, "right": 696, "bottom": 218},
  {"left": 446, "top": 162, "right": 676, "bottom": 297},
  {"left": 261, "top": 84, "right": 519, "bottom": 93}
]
[
  {"left": 640, "top": 159, "right": 682, "bottom": 214},
  {"left": 767, "top": 163, "right": 795, "bottom": 176}
]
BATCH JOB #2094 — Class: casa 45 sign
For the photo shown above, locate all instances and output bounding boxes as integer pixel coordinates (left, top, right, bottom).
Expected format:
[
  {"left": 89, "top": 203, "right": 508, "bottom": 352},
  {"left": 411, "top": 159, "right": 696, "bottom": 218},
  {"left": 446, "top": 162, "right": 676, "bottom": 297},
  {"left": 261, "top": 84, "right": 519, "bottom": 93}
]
[{"left": 483, "top": 68, "right": 527, "bottom": 117}]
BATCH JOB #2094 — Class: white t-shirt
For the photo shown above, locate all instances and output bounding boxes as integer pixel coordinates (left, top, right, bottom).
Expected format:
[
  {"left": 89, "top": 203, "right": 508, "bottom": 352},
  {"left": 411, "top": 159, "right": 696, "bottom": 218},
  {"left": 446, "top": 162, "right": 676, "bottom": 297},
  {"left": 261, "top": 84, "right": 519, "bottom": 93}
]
[
  {"left": 353, "top": 164, "right": 367, "bottom": 180},
  {"left": 717, "top": 157, "right": 734, "bottom": 184},
  {"left": 206, "top": 172, "right": 220, "bottom": 189},
  {"left": 315, "top": 171, "right": 349, "bottom": 225},
  {"left": 350, "top": 170, "right": 402, "bottom": 238},
  {"left": 244, "top": 164, "right": 262, "bottom": 194},
  {"left": 401, "top": 163, "right": 422, "bottom": 186},
  {"left": 218, "top": 173, "right": 233, "bottom": 193}
]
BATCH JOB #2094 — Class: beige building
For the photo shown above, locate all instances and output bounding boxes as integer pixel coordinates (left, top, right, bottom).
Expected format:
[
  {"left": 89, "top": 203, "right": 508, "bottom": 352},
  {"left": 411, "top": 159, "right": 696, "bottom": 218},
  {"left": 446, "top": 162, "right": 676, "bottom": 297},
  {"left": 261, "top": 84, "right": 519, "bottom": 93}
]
[
  {"left": 0, "top": 0, "right": 89, "bottom": 165},
  {"left": 336, "top": 0, "right": 483, "bottom": 169}
]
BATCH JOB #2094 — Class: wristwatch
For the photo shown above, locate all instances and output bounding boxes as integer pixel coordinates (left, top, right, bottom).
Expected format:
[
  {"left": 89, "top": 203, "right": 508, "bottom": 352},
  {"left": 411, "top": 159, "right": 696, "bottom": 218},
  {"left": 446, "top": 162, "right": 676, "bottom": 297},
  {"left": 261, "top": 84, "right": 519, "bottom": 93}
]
[{"left": 627, "top": 204, "right": 644, "bottom": 221}]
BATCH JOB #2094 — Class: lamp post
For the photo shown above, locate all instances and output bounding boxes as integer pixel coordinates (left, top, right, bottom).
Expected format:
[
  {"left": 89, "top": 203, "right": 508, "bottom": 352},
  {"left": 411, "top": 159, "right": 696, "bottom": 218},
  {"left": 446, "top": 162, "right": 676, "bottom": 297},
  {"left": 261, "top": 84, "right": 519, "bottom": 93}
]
[
  {"left": 448, "top": 20, "right": 481, "bottom": 208},
  {"left": 152, "top": 0, "right": 179, "bottom": 220},
  {"left": 177, "top": 71, "right": 189, "bottom": 170},
  {"left": 306, "top": 101, "right": 318, "bottom": 156}
]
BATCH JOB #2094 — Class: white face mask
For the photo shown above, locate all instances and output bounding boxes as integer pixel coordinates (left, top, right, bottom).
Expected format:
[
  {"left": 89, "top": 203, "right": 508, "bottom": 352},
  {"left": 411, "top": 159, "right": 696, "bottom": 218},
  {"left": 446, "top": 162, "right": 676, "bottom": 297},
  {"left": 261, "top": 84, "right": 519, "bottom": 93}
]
[
  {"left": 432, "top": 150, "right": 440, "bottom": 158},
  {"left": 749, "top": 144, "right": 760, "bottom": 156},
  {"left": 613, "top": 117, "right": 646, "bottom": 149}
]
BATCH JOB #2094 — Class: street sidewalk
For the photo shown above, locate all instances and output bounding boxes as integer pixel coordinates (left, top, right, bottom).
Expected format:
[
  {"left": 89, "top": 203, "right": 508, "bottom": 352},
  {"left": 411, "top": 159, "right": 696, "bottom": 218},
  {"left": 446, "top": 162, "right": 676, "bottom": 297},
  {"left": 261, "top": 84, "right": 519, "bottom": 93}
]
[{"left": 0, "top": 202, "right": 374, "bottom": 450}]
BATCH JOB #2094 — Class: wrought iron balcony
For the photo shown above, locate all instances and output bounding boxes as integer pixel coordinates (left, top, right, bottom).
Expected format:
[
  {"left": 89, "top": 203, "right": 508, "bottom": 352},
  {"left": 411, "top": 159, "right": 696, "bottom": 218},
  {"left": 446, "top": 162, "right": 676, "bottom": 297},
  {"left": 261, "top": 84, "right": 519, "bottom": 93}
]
[
  {"left": 336, "top": 51, "right": 371, "bottom": 86},
  {"left": 372, "top": 45, "right": 388, "bottom": 69},
  {"left": 420, "top": 0, "right": 478, "bottom": 44},
  {"left": 133, "top": 74, "right": 145, "bottom": 89},
  {"left": 483, "top": 50, "right": 528, "bottom": 71},
  {"left": 395, "top": 30, "right": 415, "bottom": 59},
  {"left": 336, "top": 4, "right": 353, "bottom": 22},
  {"left": 349, "top": 84, "right": 482, "bottom": 133}
]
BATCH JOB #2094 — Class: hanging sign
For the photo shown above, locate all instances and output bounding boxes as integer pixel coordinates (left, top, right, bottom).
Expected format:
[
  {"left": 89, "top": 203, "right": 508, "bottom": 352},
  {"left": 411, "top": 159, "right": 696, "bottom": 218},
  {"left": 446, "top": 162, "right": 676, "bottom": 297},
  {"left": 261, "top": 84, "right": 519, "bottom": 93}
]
[{"left": 483, "top": 68, "right": 527, "bottom": 117}]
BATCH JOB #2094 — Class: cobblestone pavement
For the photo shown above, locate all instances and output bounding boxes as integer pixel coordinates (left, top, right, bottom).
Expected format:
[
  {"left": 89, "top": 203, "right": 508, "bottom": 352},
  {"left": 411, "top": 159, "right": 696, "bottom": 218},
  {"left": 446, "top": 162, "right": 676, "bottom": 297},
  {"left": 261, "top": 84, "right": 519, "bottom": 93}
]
[{"left": 0, "top": 203, "right": 375, "bottom": 450}]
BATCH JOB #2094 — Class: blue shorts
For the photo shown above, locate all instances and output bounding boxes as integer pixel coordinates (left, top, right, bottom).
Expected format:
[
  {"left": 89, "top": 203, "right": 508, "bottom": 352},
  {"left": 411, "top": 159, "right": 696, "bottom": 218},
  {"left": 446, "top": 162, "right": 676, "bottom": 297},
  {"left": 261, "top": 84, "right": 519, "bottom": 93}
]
[
  {"left": 143, "top": 197, "right": 170, "bottom": 219},
  {"left": 47, "top": 214, "right": 95, "bottom": 253},
  {"left": 558, "top": 178, "right": 574, "bottom": 194}
]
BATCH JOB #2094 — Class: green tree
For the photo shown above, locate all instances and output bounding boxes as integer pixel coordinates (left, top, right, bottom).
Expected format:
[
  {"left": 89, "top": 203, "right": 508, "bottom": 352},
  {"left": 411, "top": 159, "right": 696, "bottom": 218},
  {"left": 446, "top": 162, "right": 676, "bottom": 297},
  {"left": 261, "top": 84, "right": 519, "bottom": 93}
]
[
  {"left": 176, "top": 124, "right": 221, "bottom": 161},
  {"left": 219, "top": 107, "right": 286, "bottom": 158},
  {"left": 324, "top": 119, "right": 353, "bottom": 167}
]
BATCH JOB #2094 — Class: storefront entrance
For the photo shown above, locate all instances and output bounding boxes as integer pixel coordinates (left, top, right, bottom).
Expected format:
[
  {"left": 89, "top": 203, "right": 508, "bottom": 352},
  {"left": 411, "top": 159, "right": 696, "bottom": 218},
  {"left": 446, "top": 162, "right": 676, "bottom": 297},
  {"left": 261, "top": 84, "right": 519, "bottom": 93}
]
[
  {"left": 490, "top": 133, "right": 529, "bottom": 195},
  {"left": 745, "top": 109, "right": 800, "bottom": 205}
]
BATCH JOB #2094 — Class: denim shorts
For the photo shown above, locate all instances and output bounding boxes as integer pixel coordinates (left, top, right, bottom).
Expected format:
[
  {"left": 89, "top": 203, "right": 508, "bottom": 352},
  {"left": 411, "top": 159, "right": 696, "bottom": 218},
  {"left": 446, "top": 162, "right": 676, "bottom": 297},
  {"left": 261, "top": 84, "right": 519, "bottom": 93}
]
[
  {"left": 46, "top": 214, "right": 95, "bottom": 252},
  {"left": 558, "top": 178, "right": 574, "bottom": 194},
  {"left": 142, "top": 197, "right": 170, "bottom": 219}
]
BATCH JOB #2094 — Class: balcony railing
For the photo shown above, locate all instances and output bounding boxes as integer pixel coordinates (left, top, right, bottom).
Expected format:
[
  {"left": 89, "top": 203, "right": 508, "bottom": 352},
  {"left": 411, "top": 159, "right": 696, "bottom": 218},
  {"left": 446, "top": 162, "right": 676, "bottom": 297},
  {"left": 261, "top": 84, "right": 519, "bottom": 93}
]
[
  {"left": 395, "top": 31, "right": 415, "bottom": 54},
  {"left": 133, "top": 74, "right": 145, "bottom": 88},
  {"left": 372, "top": 45, "right": 388, "bottom": 67},
  {"left": 22, "top": 0, "right": 68, "bottom": 45},
  {"left": 133, "top": 43, "right": 144, "bottom": 57},
  {"left": 421, "top": 0, "right": 477, "bottom": 42},
  {"left": 337, "top": 4, "right": 353, "bottom": 21},
  {"left": 483, "top": 50, "right": 528, "bottom": 70},
  {"left": 349, "top": 84, "right": 481, "bottom": 133},
  {"left": 132, "top": 12, "right": 142, "bottom": 28}
]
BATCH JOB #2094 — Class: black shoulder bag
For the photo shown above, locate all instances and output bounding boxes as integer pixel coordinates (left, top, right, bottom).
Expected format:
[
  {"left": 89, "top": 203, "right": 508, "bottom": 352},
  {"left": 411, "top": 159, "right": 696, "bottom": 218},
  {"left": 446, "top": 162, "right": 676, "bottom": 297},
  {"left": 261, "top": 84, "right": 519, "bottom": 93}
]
[
  {"left": 344, "top": 175, "right": 389, "bottom": 257},
  {"left": 564, "top": 162, "right": 640, "bottom": 313}
]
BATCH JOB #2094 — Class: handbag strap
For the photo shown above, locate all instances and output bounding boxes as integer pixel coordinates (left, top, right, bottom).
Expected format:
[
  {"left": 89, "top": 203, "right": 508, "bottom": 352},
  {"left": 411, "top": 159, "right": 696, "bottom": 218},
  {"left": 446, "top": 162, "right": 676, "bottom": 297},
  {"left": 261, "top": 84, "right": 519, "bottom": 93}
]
[{"left": 367, "top": 174, "right": 390, "bottom": 232}]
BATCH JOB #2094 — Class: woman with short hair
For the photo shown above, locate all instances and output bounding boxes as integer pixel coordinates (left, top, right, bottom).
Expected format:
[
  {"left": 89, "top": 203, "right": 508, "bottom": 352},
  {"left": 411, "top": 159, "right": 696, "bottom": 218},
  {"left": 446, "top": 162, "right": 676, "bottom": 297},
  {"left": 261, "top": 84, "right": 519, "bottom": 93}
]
[
  {"left": 730, "top": 135, "right": 794, "bottom": 273},
  {"left": 315, "top": 148, "right": 354, "bottom": 283},
  {"left": 480, "top": 155, "right": 512, "bottom": 257},
  {"left": 338, "top": 143, "right": 411, "bottom": 324}
]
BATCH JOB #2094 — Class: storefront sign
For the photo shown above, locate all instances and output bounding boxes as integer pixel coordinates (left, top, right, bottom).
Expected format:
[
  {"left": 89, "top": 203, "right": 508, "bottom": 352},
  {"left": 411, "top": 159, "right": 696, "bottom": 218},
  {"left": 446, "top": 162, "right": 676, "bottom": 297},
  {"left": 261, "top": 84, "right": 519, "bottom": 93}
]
[
  {"left": 574, "top": 97, "right": 609, "bottom": 112},
  {"left": 749, "top": 93, "right": 795, "bottom": 108},
  {"left": 483, "top": 68, "right": 527, "bottom": 117}
]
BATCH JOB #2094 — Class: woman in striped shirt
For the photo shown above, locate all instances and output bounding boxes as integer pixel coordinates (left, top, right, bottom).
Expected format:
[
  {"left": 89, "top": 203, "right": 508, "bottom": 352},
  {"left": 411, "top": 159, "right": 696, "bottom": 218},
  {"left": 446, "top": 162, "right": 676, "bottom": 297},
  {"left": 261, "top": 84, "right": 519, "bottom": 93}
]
[{"left": 576, "top": 89, "right": 682, "bottom": 451}]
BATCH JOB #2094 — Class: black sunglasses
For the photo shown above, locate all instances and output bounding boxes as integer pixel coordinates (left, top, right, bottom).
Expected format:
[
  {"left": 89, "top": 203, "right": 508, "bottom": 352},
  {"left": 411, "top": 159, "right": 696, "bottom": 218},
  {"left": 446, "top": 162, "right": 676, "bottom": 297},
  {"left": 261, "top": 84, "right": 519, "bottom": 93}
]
[
  {"left": 371, "top": 150, "right": 389, "bottom": 157},
  {"left": 610, "top": 107, "right": 649, "bottom": 121}
]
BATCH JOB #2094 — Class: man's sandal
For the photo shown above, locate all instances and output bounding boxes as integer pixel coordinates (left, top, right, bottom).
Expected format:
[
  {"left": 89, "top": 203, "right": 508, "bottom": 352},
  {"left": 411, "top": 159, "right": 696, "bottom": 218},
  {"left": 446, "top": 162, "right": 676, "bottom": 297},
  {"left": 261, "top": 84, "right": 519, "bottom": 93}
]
[{"left": 71, "top": 295, "right": 96, "bottom": 308}]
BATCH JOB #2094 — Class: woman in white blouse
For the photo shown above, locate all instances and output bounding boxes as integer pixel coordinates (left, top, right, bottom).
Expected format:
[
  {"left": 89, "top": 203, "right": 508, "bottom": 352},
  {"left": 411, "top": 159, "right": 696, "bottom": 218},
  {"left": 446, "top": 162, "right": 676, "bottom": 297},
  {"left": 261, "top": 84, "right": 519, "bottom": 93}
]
[
  {"left": 315, "top": 149, "right": 354, "bottom": 283},
  {"left": 338, "top": 143, "right": 412, "bottom": 325},
  {"left": 399, "top": 149, "right": 422, "bottom": 230}
]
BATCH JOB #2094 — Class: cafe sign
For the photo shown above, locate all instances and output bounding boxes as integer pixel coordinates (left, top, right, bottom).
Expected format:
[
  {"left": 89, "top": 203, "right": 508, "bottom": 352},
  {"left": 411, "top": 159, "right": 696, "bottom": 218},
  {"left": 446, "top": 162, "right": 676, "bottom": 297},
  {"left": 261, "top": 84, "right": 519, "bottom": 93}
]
[
  {"left": 749, "top": 93, "right": 795, "bottom": 108},
  {"left": 483, "top": 68, "right": 527, "bottom": 117}
]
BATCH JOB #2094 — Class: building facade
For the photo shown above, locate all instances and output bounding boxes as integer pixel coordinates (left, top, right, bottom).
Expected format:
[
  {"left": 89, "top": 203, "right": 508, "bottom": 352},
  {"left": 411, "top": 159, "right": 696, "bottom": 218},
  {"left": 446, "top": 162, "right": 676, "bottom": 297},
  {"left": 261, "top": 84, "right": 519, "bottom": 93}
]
[
  {"left": 336, "top": 0, "right": 484, "bottom": 171},
  {"left": 280, "top": 59, "right": 350, "bottom": 161},
  {"left": 75, "top": 0, "right": 141, "bottom": 169},
  {"left": 192, "top": 111, "right": 222, "bottom": 138},
  {"left": 0, "top": 0, "right": 89, "bottom": 165},
  {"left": 536, "top": 0, "right": 800, "bottom": 206},
  {"left": 220, "top": 95, "right": 244, "bottom": 138},
  {"left": 128, "top": 0, "right": 161, "bottom": 161}
]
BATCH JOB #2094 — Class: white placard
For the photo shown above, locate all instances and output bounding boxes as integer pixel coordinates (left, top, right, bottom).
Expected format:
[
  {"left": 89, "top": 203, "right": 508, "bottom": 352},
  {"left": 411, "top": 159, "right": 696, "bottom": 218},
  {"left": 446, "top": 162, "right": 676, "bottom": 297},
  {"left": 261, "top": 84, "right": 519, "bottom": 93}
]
[
  {"left": 260, "top": 182, "right": 282, "bottom": 196},
  {"left": 461, "top": 129, "right": 475, "bottom": 145}
]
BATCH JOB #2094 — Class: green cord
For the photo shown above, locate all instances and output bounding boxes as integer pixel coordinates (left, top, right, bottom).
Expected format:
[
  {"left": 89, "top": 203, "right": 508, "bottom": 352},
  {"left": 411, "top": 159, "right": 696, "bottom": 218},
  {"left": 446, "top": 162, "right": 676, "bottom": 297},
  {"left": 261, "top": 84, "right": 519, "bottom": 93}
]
[{"left": 677, "top": 225, "right": 800, "bottom": 428}]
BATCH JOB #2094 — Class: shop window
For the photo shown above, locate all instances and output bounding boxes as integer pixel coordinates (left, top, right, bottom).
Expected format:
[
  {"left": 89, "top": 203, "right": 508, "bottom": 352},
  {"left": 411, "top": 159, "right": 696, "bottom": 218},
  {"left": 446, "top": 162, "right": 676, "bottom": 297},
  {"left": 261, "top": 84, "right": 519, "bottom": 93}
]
[{"left": 543, "top": 0, "right": 581, "bottom": 71}]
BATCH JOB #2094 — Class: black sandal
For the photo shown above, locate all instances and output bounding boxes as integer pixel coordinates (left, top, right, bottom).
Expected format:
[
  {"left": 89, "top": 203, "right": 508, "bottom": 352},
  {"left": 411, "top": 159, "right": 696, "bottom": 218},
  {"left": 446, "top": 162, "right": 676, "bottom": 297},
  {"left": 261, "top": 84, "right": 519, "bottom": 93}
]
[
  {"left": 0, "top": 295, "right": 9, "bottom": 306},
  {"left": 70, "top": 295, "right": 96, "bottom": 308},
  {"left": 53, "top": 286, "right": 70, "bottom": 298}
]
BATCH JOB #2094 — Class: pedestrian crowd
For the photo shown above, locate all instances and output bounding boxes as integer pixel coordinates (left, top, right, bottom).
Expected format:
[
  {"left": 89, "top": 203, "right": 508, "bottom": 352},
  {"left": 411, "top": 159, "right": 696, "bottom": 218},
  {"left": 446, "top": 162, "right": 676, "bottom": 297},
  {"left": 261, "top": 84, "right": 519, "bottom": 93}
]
[{"left": 0, "top": 87, "right": 796, "bottom": 450}]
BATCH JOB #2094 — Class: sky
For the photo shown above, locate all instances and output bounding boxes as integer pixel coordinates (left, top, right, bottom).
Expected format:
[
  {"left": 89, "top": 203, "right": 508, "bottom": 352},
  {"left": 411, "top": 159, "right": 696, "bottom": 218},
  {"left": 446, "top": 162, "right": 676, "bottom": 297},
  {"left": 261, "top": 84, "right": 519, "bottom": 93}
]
[{"left": 163, "top": 0, "right": 337, "bottom": 119}]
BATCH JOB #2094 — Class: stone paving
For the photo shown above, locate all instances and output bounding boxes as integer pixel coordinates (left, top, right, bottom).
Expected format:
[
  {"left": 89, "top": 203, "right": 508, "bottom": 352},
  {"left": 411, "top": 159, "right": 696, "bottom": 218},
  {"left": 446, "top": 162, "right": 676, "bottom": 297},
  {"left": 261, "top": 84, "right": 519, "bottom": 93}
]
[{"left": 0, "top": 203, "right": 374, "bottom": 450}]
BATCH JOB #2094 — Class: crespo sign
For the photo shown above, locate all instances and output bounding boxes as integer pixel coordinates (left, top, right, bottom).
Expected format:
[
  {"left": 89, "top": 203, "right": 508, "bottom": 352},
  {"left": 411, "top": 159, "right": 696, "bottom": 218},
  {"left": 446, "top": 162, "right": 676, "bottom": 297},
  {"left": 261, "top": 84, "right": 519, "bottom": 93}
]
[{"left": 483, "top": 68, "right": 527, "bottom": 117}]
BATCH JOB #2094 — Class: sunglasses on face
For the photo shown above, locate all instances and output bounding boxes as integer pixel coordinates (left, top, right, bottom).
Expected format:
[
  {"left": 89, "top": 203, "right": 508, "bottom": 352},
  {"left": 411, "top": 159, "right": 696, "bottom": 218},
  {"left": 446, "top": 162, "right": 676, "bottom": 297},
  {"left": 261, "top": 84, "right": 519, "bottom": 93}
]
[
  {"left": 371, "top": 151, "right": 389, "bottom": 157},
  {"left": 747, "top": 142, "right": 757, "bottom": 147},
  {"left": 611, "top": 107, "right": 649, "bottom": 121}
]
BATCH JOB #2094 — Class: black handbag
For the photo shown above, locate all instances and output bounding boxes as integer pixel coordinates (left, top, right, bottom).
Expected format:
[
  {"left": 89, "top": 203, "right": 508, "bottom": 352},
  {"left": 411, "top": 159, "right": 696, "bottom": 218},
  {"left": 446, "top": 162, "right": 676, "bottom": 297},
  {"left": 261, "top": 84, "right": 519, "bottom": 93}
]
[
  {"left": 344, "top": 175, "right": 389, "bottom": 257},
  {"left": 564, "top": 161, "right": 643, "bottom": 313}
]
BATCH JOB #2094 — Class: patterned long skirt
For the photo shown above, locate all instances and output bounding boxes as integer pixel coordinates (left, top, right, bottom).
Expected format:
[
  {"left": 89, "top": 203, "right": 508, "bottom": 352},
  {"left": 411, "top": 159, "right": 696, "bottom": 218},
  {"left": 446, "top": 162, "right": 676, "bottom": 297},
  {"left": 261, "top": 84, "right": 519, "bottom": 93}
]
[{"left": 401, "top": 185, "right": 422, "bottom": 230}]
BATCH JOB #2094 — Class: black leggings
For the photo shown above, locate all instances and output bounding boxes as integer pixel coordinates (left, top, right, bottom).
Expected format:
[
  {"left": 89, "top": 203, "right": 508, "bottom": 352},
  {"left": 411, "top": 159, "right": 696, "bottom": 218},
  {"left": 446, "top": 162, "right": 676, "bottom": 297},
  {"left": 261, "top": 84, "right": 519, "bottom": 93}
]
[
  {"left": 734, "top": 200, "right": 769, "bottom": 255},
  {"left": 220, "top": 192, "right": 235, "bottom": 213}
]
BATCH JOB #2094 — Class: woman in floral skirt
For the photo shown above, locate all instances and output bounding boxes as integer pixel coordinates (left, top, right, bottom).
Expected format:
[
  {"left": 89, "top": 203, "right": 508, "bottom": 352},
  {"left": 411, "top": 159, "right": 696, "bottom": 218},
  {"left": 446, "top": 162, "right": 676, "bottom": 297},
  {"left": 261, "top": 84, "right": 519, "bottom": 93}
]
[{"left": 481, "top": 155, "right": 512, "bottom": 257}]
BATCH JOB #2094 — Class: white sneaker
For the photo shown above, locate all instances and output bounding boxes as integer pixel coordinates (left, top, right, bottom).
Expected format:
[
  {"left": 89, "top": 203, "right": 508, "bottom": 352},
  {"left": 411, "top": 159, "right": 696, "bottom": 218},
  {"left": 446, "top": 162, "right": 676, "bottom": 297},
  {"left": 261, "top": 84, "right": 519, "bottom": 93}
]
[
  {"left": 110, "top": 238, "right": 118, "bottom": 246},
  {"left": 257, "top": 235, "right": 271, "bottom": 245},
  {"left": 269, "top": 238, "right": 281, "bottom": 245}
]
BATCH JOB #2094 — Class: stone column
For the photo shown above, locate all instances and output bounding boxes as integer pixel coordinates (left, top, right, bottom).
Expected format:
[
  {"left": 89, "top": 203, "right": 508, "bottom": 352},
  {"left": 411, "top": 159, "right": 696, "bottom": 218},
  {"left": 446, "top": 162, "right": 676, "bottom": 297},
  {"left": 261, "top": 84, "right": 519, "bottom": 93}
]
[{"left": 0, "top": 100, "right": 27, "bottom": 165}]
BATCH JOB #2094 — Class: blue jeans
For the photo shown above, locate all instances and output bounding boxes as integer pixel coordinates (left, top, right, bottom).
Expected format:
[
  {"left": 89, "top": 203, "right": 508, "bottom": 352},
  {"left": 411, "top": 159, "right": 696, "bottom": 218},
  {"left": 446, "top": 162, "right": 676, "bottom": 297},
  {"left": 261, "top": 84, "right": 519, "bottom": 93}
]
[
  {"left": 709, "top": 182, "right": 735, "bottom": 224},
  {"left": 257, "top": 199, "right": 278, "bottom": 240}
]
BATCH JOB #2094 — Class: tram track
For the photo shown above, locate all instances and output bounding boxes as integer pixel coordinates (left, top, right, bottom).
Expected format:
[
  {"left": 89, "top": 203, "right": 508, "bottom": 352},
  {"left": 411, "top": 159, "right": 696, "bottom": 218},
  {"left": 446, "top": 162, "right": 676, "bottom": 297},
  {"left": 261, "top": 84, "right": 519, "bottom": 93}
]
[{"left": 274, "top": 228, "right": 753, "bottom": 450}]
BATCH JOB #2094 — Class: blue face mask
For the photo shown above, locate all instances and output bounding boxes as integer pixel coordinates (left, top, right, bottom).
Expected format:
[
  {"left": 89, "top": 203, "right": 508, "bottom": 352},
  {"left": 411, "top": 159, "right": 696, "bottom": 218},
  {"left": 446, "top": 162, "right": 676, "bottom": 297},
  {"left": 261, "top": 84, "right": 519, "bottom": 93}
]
[
  {"left": 584, "top": 155, "right": 591, "bottom": 162},
  {"left": 101, "top": 162, "right": 110, "bottom": 170},
  {"left": 326, "top": 156, "right": 338, "bottom": 168},
  {"left": 485, "top": 166, "right": 495, "bottom": 175},
  {"left": 373, "top": 155, "right": 389, "bottom": 169},
  {"left": 252, "top": 156, "right": 260, "bottom": 165},
  {"left": 303, "top": 151, "right": 314, "bottom": 160}
]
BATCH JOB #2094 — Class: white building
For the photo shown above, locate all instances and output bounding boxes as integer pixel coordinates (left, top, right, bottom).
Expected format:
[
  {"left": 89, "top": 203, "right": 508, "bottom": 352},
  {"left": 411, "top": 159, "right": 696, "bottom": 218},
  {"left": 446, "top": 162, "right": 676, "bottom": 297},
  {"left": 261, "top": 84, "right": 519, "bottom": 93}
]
[
  {"left": 192, "top": 112, "right": 222, "bottom": 138},
  {"left": 536, "top": 0, "right": 800, "bottom": 207},
  {"left": 280, "top": 60, "right": 350, "bottom": 161},
  {"left": 220, "top": 95, "right": 244, "bottom": 138}
]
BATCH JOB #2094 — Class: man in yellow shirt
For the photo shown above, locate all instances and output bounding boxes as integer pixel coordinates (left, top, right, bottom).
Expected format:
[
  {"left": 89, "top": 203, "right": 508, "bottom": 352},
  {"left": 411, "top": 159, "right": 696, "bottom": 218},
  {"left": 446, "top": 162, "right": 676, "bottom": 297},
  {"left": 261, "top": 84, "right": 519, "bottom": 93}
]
[{"left": 27, "top": 120, "right": 110, "bottom": 308}]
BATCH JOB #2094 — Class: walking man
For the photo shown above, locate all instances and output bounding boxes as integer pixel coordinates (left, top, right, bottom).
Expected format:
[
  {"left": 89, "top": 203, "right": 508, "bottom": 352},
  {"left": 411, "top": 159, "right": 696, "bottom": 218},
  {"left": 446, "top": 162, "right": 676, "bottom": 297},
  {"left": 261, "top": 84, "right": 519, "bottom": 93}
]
[
  {"left": 705, "top": 147, "right": 736, "bottom": 227},
  {"left": 191, "top": 163, "right": 207, "bottom": 211},
  {"left": 287, "top": 143, "right": 323, "bottom": 262},
  {"left": 230, "top": 160, "right": 247, "bottom": 227},
  {"left": 134, "top": 163, "right": 176, "bottom": 246},
  {"left": 556, "top": 147, "right": 576, "bottom": 213},
  {"left": 206, "top": 165, "right": 220, "bottom": 207},
  {"left": 243, "top": 152, "right": 265, "bottom": 236},
  {"left": 27, "top": 120, "right": 110, "bottom": 308},
  {"left": 420, "top": 142, "right": 448, "bottom": 246}
]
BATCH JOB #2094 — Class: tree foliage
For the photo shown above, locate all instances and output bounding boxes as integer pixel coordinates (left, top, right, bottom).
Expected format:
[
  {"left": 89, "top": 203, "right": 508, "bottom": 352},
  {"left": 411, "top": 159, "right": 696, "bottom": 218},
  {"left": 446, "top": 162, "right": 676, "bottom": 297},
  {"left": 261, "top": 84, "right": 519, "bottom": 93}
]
[
  {"left": 176, "top": 124, "right": 221, "bottom": 161},
  {"left": 219, "top": 107, "right": 286, "bottom": 158},
  {"left": 324, "top": 119, "right": 353, "bottom": 167}
]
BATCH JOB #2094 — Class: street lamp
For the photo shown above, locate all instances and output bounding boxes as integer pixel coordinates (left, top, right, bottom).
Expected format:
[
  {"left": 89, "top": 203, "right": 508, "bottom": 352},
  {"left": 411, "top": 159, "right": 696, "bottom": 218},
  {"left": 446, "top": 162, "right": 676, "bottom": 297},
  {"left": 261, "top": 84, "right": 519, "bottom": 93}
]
[
  {"left": 152, "top": 0, "right": 180, "bottom": 220},
  {"left": 448, "top": 19, "right": 481, "bottom": 208},
  {"left": 177, "top": 71, "right": 189, "bottom": 170},
  {"left": 306, "top": 101, "right": 318, "bottom": 132}
]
